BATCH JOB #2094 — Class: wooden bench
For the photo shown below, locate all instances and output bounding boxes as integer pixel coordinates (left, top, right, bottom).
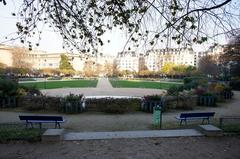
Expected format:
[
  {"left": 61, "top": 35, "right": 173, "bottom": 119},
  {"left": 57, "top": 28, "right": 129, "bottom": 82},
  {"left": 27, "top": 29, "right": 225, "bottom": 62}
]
[
  {"left": 19, "top": 115, "right": 65, "bottom": 129},
  {"left": 176, "top": 112, "right": 215, "bottom": 126},
  {"left": 219, "top": 116, "right": 240, "bottom": 129}
]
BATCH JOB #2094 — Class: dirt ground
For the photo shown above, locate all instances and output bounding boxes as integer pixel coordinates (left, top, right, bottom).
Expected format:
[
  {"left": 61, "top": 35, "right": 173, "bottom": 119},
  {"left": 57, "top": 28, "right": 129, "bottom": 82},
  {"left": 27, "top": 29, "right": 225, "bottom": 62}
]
[{"left": 0, "top": 136, "right": 240, "bottom": 159}]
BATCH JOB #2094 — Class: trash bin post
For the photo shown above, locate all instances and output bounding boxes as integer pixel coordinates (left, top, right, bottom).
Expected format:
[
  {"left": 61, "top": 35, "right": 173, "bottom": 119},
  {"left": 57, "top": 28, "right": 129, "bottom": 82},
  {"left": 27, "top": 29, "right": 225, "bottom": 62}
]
[{"left": 152, "top": 105, "right": 162, "bottom": 129}]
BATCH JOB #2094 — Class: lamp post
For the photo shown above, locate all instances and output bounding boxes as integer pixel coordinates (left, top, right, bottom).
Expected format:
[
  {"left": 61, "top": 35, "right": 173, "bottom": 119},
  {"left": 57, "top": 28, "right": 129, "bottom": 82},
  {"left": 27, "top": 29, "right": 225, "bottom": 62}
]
[{"left": 44, "top": 74, "right": 47, "bottom": 89}]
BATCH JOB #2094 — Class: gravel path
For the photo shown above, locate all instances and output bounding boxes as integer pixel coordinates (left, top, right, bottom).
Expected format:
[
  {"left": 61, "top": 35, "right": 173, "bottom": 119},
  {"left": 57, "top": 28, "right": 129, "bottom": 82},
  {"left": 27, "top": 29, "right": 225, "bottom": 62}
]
[{"left": 0, "top": 137, "right": 240, "bottom": 159}]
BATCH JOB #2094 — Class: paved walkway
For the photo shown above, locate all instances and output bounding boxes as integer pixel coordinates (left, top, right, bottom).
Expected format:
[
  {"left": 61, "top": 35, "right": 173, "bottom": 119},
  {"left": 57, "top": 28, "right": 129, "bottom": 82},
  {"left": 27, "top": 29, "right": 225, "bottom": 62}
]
[
  {"left": 42, "top": 87, "right": 164, "bottom": 97},
  {"left": 96, "top": 78, "right": 113, "bottom": 89},
  {"left": 64, "top": 129, "right": 203, "bottom": 140}
]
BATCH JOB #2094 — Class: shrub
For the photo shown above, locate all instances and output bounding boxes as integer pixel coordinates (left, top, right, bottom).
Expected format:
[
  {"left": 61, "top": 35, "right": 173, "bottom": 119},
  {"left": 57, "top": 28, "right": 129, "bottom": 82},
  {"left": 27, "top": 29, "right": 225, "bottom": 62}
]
[
  {"left": 183, "top": 76, "right": 208, "bottom": 89},
  {"left": 214, "top": 83, "right": 225, "bottom": 93},
  {"left": 0, "top": 79, "right": 18, "bottom": 97},
  {"left": 144, "top": 95, "right": 163, "bottom": 101},
  {"left": 167, "top": 85, "right": 184, "bottom": 95},
  {"left": 193, "top": 86, "right": 207, "bottom": 96},
  {"left": 19, "top": 96, "right": 46, "bottom": 111},
  {"left": 230, "top": 80, "right": 240, "bottom": 90},
  {"left": 86, "top": 98, "right": 141, "bottom": 113},
  {"left": 60, "top": 94, "right": 85, "bottom": 113},
  {"left": 175, "top": 95, "right": 197, "bottom": 110},
  {"left": 198, "top": 93, "right": 217, "bottom": 106},
  {"left": 18, "top": 85, "right": 41, "bottom": 96},
  {"left": 18, "top": 96, "right": 61, "bottom": 111}
]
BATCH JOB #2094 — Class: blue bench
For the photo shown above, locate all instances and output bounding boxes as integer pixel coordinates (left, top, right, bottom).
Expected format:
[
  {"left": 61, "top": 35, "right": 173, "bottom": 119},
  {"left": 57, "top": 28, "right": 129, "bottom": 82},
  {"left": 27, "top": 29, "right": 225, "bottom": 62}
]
[
  {"left": 175, "top": 112, "right": 215, "bottom": 126},
  {"left": 19, "top": 115, "right": 65, "bottom": 129}
]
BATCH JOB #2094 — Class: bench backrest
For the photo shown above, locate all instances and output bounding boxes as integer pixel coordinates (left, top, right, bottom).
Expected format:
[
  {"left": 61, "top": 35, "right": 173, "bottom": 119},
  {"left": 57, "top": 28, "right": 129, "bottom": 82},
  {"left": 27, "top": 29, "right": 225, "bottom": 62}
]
[
  {"left": 19, "top": 115, "right": 64, "bottom": 121},
  {"left": 180, "top": 112, "right": 215, "bottom": 118}
]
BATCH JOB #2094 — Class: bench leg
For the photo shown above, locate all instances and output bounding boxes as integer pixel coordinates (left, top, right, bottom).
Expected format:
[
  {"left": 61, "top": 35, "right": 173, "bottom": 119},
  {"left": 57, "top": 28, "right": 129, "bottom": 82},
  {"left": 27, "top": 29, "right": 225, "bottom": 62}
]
[
  {"left": 39, "top": 123, "right": 42, "bottom": 129},
  {"left": 26, "top": 122, "right": 33, "bottom": 128},
  {"left": 220, "top": 118, "right": 223, "bottom": 129},
  {"left": 180, "top": 120, "right": 183, "bottom": 126},
  {"left": 55, "top": 122, "right": 61, "bottom": 128},
  {"left": 25, "top": 122, "right": 28, "bottom": 128},
  {"left": 184, "top": 119, "right": 187, "bottom": 125}
]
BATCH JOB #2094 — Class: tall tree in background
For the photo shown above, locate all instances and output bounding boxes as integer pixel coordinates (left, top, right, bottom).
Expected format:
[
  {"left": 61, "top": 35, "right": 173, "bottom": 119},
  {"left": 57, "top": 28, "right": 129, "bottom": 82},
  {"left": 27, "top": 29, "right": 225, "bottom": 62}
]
[
  {"left": 198, "top": 55, "right": 220, "bottom": 78},
  {"left": 2, "top": 0, "right": 239, "bottom": 55},
  {"left": 59, "top": 54, "right": 74, "bottom": 70},
  {"left": 12, "top": 47, "right": 32, "bottom": 69},
  {"left": 83, "top": 60, "right": 95, "bottom": 77},
  {"left": 161, "top": 63, "right": 175, "bottom": 75},
  {"left": 220, "top": 34, "right": 240, "bottom": 78}
]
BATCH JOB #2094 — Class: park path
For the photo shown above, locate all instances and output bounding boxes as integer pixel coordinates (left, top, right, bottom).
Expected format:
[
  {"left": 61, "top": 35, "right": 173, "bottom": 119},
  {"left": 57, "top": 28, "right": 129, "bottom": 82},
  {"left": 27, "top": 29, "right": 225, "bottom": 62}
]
[{"left": 96, "top": 78, "right": 113, "bottom": 89}]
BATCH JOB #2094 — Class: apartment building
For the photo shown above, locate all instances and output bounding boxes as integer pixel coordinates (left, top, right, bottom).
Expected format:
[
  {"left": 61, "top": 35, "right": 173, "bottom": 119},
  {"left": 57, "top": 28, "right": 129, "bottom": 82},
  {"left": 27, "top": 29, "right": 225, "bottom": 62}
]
[
  {"left": 0, "top": 44, "right": 13, "bottom": 66},
  {"left": 145, "top": 47, "right": 195, "bottom": 71},
  {"left": 29, "top": 50, "right": 85, "bottom": 71},
  {"left": 0, "top": 45, "right": 86, "bottom": 71},
  {"left": 114, "top": 51, "right": 139, "bottom": 72}
]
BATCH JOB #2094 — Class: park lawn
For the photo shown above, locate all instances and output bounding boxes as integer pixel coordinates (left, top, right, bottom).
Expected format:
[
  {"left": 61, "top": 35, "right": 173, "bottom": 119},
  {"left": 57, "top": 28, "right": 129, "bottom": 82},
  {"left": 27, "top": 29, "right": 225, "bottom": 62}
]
[
  {"left": 20, "top": 79, "right": 98, "bottom": 89},
  {"left": 109, "top": 79, "right": 182, "bottom": 89}
]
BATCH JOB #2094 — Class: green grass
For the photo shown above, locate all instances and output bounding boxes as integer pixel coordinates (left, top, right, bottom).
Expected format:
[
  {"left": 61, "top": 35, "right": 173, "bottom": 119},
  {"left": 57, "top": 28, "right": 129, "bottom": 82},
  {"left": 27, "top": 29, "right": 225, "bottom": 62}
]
[
  {"left": 0, "top": 124, "right": 43, "bottom": 142},
  {"left": 109, "top": 79, "right": 182, "bottom": 89},
  {"left": 20, "top": 79, "right": 98, "bottom": 89}
]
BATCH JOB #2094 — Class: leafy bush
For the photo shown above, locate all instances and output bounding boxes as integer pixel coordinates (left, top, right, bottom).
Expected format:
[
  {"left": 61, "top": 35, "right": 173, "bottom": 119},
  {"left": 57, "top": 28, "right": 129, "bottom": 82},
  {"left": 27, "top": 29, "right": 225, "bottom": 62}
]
[
  {"left": 18, "top": 96, "right": 61, "bottom": 111},
  {"left": 60, "top": 94, "right": 85, "bottom": 113},
  {"left": 198, "top": 93, "right": 217, "bottom": 106},
  {"left": 19, "top": 96, "right": 46, "bottom": 111},
  {"left": 167, "top": 85, "right": 184, "bottom": 95},
  {"left": 86, "top": 98, "right": 141, "bottom": 113},
  {"left": 230, "top": 80, "right": 240, "bottom": 90},
  {"left": 183, "top": 76, "right": 208, "bottom": 89},
  {"left": 18, "top": 85, "right": 42, "bottom": 96},
  {"left": 143, "top": 95, "right": 163, "bottom": 101},
  {"left": 65, "top": 93, "right": 83, "bottom": 102},
  {"left": 0, "top": 79, "right": 18, "bottom": 97}
]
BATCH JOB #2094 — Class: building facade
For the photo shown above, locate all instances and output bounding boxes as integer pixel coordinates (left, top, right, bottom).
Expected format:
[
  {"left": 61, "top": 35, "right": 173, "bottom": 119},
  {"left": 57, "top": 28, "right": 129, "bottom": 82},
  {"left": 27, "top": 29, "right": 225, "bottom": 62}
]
[{"left": 114, "top": 51, "right": 139, "bottom": 72}]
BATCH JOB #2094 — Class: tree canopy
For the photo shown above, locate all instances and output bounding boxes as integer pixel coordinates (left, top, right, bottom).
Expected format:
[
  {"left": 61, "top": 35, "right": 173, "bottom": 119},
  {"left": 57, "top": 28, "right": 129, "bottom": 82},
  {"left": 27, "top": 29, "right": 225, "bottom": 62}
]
[
  {"left": 2, "top": 0, "right": 240, "bottom": 55},
  {"left": 220, "top": 33, "right": 240, "bottom": 77},
  {"left": 59, "top": 54, "right": 74, "bottom": 70}
]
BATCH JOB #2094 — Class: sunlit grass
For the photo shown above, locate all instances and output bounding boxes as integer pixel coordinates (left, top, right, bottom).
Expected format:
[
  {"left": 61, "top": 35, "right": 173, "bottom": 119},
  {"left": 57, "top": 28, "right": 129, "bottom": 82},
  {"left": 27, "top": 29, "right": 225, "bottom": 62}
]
[
  {"left": 109, "top": 79, "right": 182, "bottom": 89},
  {"left": 19, "top": 79, "right": 98, "bottom": 89}
]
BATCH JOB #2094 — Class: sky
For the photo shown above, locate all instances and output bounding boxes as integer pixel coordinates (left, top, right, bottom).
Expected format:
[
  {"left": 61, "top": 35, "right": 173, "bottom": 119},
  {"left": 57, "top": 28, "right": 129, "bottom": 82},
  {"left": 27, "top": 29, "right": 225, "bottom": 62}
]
[{"left": 0, "top": 1, "right": 230, "bottom": 55}]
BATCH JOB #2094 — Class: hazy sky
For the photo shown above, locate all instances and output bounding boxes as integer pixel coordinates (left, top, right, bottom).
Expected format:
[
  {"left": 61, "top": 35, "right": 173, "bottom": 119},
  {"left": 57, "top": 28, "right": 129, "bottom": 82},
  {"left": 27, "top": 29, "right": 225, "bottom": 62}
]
[{"left": 0, "top": 1, "right": 228, "bottom": 55}]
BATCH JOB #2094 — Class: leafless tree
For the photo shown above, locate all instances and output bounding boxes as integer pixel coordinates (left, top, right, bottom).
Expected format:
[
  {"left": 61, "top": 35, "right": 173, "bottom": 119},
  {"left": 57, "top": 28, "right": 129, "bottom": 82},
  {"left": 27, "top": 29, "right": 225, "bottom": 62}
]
[
  {"left": 198, "top": 55, "right": 220, "bottom": 77},
  {"left": 11, "top": 47, "right": 32, "bottom": 69}
]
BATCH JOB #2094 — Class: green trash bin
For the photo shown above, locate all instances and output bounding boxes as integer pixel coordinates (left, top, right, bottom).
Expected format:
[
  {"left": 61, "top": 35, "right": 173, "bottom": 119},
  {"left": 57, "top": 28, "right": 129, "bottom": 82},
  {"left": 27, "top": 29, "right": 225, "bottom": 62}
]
[{"left": 152, "top": 105, "right": 162, "bottom": 129}]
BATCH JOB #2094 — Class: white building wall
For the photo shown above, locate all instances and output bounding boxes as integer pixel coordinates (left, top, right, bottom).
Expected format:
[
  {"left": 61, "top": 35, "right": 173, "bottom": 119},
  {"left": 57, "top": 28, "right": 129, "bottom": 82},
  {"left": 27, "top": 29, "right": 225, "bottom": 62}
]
[
  {"left": 0, "top": 45, "right": 13, "bottom": 66},
  {"left": 115, "top": 52, "right": 139, "bottom": 72}
]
